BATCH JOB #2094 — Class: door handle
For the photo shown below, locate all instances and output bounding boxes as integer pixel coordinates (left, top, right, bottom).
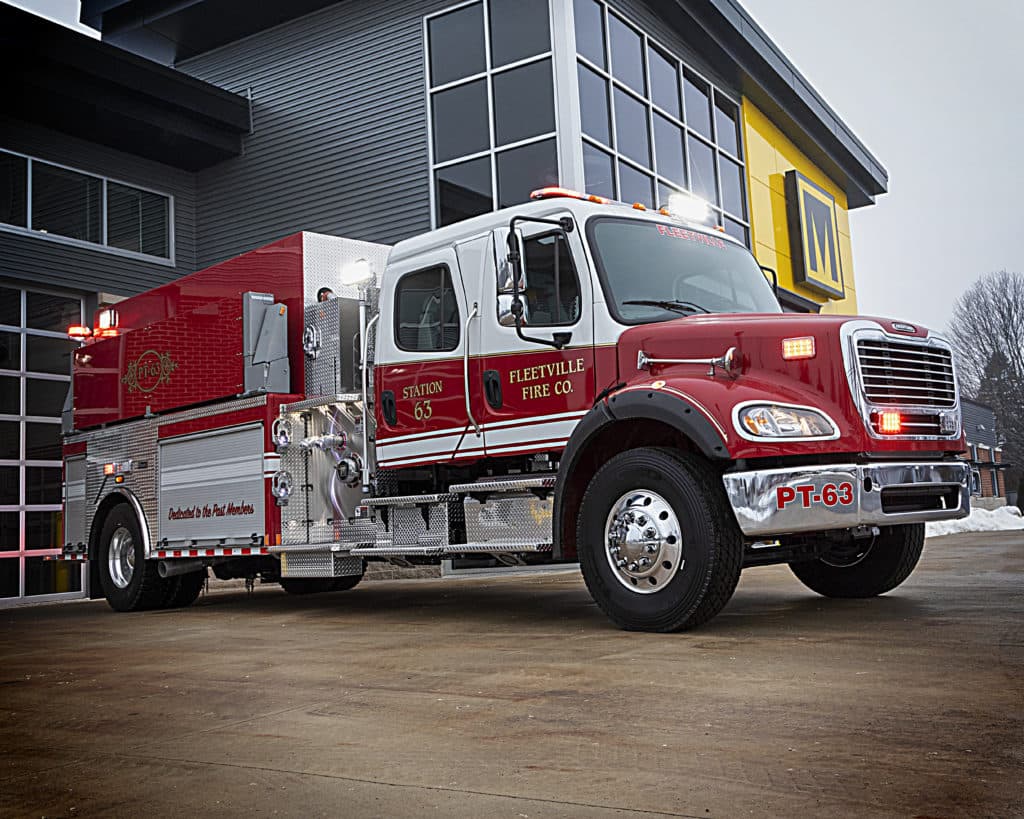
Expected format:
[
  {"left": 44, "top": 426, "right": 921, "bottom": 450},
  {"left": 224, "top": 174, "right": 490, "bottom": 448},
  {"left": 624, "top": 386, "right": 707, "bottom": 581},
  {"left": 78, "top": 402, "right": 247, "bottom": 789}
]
[
  {"left": 380, "top": 390, "right": 397, "bottom": 426},
  {"left": 483, "top": 370, "right": 502, "bottom": 409}
]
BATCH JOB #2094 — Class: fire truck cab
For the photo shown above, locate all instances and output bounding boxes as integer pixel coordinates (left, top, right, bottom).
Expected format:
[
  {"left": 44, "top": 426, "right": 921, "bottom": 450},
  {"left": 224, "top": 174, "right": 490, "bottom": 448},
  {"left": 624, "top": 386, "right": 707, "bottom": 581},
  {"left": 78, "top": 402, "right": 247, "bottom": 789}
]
[{"left": 60, "top": 189, "right": 971, "bottom": 631}]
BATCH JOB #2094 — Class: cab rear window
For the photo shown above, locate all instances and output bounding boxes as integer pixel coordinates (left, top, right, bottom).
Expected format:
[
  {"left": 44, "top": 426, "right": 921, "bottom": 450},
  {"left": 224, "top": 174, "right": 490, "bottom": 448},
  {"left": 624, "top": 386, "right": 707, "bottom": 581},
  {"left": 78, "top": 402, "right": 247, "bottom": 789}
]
[{"left": 394, "top": 266, "right": 460, "bottom": 352}]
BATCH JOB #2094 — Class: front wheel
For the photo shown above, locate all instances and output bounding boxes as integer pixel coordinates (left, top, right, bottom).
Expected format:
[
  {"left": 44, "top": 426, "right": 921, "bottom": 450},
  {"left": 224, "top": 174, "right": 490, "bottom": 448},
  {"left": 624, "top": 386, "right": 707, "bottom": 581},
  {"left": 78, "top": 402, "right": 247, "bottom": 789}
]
[
  {"left": 577, "top": 448, "right": 743, "bottom": 632},
  {"left": 788, "top": 523, "right": 925, "bottom": 598}
]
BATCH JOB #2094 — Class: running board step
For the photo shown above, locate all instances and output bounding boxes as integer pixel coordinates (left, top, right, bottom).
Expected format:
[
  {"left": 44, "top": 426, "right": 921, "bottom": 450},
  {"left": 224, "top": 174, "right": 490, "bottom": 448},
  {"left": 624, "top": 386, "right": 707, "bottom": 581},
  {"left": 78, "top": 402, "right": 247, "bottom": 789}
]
[
  {"left": 362, "top": 492, "right": 457, "bottom": 507},
  {"left": 268, "top": 541, "right": 373, "bottom": 555},
  {"left": 448, "top": 476, "right": 556, "bottom": 495},
  {"left": 349, "top": 542, "right": 552, "bottom": 557}
]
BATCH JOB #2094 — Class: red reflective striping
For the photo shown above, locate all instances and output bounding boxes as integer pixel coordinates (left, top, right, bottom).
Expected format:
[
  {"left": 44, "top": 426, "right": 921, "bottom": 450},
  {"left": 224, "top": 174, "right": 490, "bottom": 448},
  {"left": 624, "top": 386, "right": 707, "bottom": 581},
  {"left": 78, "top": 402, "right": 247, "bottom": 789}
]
[
  {"left": 241, "top": 547, "right": 251, "bottom": 555},
  {"left": 205, "top": 549, "right": 216, "bottom": 556},
  {"left": 188, "top": 549, "right": 198, "bottom": 557}
]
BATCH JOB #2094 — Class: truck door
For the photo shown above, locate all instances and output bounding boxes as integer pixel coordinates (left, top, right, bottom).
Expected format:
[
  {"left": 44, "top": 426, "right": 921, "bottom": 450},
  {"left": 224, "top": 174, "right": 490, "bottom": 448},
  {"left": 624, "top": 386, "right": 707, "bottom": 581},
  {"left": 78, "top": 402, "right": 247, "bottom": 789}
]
[
  {"left": 374, "top": 247, "right": 482, "bottom": 469},
  {"left": 471, "top": 221, "right": 596, "bottom": 457}
]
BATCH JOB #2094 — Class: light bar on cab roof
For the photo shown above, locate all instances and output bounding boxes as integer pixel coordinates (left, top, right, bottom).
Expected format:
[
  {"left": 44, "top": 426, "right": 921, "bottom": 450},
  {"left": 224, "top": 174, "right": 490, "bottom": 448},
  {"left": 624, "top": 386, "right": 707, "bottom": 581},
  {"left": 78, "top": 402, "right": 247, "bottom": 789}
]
[{"left": 530, "top": 187, "right": 610, "bottom": 205}]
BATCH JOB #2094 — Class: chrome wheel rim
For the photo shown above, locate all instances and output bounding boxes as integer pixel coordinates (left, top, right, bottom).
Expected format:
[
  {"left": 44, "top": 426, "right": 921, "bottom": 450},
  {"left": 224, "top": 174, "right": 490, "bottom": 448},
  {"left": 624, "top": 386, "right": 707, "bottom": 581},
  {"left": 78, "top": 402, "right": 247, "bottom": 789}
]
[
  {"left": 604, "top": 489, "right": 683, "bottom": 594},
  {"left": 108, "top": 526, "right": 135, "bottom": 589}
]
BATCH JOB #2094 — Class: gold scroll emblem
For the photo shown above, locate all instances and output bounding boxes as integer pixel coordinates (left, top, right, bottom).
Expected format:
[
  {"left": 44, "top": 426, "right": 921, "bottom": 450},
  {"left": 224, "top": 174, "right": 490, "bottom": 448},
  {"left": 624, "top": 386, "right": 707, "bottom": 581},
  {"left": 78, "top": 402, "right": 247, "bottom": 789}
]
[{"left": 122, "top": 349, "right": 178, "bottom": 394}]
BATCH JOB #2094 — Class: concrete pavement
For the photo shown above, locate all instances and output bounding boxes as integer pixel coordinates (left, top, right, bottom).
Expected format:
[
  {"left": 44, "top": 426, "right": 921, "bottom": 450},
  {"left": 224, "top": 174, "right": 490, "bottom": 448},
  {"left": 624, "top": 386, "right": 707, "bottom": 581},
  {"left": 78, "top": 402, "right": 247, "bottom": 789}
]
[{"left": 1, "top": 531, "right": 1021, "bottom": 817}]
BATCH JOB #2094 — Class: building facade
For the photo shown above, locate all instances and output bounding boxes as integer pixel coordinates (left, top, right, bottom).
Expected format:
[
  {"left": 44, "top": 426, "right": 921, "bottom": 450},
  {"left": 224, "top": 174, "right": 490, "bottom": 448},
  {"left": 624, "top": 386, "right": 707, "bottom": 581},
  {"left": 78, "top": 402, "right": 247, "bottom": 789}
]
[
  {"left": 0, "top": 0, "right": 887, "bottom": 602},
  {"left": 961, "top": 399, "right": 1007, "bottom": 503}
]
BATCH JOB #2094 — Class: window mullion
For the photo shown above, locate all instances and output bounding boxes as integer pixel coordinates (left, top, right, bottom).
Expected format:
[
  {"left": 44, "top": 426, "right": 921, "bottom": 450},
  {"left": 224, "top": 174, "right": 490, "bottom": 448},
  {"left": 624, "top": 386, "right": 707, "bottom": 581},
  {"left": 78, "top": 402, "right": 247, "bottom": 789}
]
[{"left": 25, "top": 158, "right": 32, "bottom": 231}]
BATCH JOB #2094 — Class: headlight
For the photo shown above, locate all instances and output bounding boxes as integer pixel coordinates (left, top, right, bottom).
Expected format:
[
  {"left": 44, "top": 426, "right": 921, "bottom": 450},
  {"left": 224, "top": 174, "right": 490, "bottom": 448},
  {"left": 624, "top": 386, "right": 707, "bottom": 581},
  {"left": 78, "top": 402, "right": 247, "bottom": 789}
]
[{"left": 735, "top": 403, "right": 837, "bottom": 440}]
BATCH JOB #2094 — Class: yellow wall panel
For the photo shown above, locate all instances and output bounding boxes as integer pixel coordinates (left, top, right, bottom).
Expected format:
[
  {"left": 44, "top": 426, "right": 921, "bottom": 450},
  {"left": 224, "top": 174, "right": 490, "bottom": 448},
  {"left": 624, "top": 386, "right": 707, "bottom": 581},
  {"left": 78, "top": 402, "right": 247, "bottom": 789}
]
[{"left": 742, "top": 98, "right": 858, "bottom": 310}]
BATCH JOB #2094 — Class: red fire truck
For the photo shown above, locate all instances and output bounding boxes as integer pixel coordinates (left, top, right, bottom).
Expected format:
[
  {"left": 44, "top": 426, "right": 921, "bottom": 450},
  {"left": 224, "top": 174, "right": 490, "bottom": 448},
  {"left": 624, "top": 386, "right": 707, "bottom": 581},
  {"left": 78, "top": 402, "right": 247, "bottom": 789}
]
[{"left": 58, "top": 189, "right": 969, "bottom": 631}]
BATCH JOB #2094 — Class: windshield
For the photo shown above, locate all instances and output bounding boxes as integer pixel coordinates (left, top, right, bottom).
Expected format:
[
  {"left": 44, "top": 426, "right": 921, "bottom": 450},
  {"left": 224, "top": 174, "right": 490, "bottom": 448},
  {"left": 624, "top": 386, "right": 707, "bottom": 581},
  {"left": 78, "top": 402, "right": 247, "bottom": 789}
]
[{"left": 587, "top": 216, "right": 782, "bottom": 323}]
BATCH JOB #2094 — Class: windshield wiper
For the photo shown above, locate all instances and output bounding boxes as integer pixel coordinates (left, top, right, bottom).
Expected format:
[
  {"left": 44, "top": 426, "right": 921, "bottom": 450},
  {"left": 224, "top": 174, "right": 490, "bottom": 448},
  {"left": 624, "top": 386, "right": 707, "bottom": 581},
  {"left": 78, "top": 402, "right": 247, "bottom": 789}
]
[{"left": 621, "top": 299, "right": 711, "bottom": 315}]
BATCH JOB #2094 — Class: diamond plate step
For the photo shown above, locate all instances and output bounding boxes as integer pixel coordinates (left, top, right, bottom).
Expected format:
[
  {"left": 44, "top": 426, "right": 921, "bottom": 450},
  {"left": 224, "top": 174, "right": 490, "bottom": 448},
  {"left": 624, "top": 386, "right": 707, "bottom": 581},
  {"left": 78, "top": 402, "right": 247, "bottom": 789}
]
[
  {"left": 449, "top": 476, "right": 556, "bottom": 494},
  {"left": 362, "top": 492, "right": 458, "bottom": 507},
  {"left": 349, "top": 541, "right": 552, "bottom": 557}
]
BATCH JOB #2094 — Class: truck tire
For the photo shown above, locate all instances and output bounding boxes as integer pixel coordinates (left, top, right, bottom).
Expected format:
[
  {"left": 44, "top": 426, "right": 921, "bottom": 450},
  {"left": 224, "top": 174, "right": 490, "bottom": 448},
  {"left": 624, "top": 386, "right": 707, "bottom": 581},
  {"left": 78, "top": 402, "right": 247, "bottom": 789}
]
[
  {"left": 163, "top": 570, "right": 207, "bottom": 608},
  {"left": 280, "top": 572, "right": 363, "bottom": 595},
  {"left": 788, "top": 523, "right": 925, "bottom": 598},
  {"left": 97, "top": 503, "right": 168, "bottom": 612},
  {"left": 577, "top": 448, "right": 743, "bottom": 632}
]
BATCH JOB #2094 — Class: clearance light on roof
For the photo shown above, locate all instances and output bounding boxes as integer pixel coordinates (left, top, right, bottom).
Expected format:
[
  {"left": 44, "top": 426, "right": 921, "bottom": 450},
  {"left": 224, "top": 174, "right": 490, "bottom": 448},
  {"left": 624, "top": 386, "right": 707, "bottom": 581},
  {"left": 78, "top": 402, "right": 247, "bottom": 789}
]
[
  {"left": 530, "top": 187, "right": 610, "bottom": 204},
  {"left": 782, "top": 336, "right": 816, "bottom": 360},
  {"left": 68, "top": 324, "right": 92, "bottom": 342},
  {"left": 878, "top": 411, "right": 903, "bottom": 435}
]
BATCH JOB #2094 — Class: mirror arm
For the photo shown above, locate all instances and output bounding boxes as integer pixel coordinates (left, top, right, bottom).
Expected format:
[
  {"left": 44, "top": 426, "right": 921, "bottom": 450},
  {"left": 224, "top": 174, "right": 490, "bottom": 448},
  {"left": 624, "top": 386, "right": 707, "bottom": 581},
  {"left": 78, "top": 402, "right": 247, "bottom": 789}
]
[
  {"left": 506, "top": 214, "right": 575, "bottom": 351},
  {"left": 760, "top": 265, "right": 779, "bottom": 297}
]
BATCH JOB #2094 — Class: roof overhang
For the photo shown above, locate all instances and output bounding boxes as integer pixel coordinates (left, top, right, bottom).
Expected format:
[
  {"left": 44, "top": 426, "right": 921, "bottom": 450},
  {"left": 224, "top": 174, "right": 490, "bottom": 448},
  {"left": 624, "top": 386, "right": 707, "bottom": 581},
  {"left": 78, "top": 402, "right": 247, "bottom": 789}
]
[
  {"left": 2, "top": 4, "right": 249, "bottom": 171},
  {"left": 80, "top": 0, "right": 341, "bottom": 64}
]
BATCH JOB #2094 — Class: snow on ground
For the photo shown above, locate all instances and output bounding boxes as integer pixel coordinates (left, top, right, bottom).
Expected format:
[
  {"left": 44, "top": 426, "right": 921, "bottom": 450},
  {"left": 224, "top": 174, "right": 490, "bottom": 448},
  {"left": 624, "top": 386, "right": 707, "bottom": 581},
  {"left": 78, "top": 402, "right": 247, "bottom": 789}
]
[{"left": 926, "top": 505, "right": 1024, "bottom": 538}]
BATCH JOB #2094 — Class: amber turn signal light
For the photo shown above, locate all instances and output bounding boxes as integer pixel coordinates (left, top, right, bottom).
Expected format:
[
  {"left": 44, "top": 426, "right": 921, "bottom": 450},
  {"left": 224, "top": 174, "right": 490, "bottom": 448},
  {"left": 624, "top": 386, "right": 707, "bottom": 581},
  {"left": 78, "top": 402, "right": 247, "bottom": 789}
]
[{"left": 782, "top": 336, "right": 816, "bottom": 360}]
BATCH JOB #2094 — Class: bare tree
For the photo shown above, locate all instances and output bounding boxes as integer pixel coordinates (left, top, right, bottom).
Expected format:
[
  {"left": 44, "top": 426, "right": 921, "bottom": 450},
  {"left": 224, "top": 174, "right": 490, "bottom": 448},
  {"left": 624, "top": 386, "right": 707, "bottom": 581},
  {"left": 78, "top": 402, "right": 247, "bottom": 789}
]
[{"left": 946, "top": 271, "right": 1024, "bottom": 502}]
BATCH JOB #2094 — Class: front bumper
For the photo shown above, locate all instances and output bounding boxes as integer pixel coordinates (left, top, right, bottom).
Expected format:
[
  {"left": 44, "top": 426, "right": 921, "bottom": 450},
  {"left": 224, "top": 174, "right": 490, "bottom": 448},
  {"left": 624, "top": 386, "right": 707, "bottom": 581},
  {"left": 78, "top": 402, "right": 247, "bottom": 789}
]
[{"left": 722, "top": 461, "right": 970, "bottom": 537}]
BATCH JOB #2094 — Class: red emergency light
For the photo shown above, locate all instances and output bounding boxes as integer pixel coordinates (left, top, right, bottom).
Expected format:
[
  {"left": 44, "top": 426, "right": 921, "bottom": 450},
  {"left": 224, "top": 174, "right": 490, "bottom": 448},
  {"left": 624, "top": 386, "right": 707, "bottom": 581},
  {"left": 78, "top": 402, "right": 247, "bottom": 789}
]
[
  {"left": 68, "top": 325, "right": 92, "bottom": 342},
  {"left": 878, "top": 411, "right": 902, "bottom": 434}
]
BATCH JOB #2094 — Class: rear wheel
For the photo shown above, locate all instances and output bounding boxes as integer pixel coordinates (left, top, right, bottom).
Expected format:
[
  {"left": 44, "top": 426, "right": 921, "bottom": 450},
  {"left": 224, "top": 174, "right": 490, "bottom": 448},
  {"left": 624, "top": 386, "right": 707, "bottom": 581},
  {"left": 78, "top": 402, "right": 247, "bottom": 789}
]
[
  {"left": 788, "top": 523, "right": 925, "bottom": 598},
  {"left": 577, "top": 448, "right": 743, "bottom": 632},
  {"left": 97, "top": 504, "right": 168, "bottom": 612},
  {"left": 163, "top": 570, "right": 207, "bottom": 608},
  {"left": 280, "top": 571, "right": 363, "bottom": 595}
]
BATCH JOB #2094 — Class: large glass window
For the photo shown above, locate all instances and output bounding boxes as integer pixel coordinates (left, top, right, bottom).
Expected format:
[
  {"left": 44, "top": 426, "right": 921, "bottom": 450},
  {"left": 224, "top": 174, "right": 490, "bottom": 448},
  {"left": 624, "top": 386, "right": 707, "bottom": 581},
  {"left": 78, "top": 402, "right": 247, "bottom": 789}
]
[
  {"left": 0, "top": 149, "right": 173, "bottom": 260},
  {"left": 427, "top": 1, "right": 557, "bottom": 227},
  {"left": 395, "top": 267, "right": 461, "bottom": 352},
  {"left": 575, "top": 1, "right": 750, "bottom": 245},
  {"left": 0, "top": 286, "right": 85, "bottom": 603}
]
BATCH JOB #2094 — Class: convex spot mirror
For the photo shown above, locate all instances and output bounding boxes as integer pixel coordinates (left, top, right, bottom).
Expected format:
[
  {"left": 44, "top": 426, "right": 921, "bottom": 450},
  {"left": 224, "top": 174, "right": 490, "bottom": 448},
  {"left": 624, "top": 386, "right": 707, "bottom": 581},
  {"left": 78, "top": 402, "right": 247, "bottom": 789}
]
[
  {"left": 498, "top": 293, "right": 529, "bottom": 327},
  {"left": 498, "top": 228, "right": 528, "bottom": 294}
]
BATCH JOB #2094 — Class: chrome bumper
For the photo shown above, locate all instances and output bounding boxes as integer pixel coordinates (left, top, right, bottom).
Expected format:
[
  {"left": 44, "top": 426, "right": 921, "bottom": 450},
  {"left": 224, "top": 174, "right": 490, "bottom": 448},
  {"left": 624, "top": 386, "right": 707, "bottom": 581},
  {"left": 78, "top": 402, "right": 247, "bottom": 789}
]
[{"left": 722, "top": 462, "right": 970, "bottom": 537}]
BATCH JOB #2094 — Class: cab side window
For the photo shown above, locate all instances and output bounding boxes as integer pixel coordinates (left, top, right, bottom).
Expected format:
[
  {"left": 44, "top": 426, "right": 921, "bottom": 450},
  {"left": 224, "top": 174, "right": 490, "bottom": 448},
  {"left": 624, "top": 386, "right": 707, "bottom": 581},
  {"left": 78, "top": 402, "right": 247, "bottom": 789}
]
[
  {"left": 395, "top": 266, "right": 461, "bottom": 352},
  {"left": 523, "top": 232, "right": 581, "bottom": 326}
]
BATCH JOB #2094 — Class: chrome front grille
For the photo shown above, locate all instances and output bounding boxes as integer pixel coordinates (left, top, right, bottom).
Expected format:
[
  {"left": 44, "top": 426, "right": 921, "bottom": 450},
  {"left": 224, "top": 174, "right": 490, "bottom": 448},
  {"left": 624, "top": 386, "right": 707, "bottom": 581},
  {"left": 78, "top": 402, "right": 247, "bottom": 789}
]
[{"left": 855, "top": 339, "right": 956, "bottom": 408}]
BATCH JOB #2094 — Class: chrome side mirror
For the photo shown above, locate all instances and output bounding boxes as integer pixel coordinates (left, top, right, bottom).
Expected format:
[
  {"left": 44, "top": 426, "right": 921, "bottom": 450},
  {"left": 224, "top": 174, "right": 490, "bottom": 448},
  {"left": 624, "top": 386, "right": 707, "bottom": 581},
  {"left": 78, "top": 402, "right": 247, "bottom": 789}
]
[{"left": 498, "top": 294, "right": 529, "bottom": 327}]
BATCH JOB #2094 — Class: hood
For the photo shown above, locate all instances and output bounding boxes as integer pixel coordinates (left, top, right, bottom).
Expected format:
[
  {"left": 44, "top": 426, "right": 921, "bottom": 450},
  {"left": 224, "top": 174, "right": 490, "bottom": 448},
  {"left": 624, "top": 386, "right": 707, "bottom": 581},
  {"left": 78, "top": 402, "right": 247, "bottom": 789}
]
[{"left": 614, "top": 313, "right": 962, "bottom": 460}]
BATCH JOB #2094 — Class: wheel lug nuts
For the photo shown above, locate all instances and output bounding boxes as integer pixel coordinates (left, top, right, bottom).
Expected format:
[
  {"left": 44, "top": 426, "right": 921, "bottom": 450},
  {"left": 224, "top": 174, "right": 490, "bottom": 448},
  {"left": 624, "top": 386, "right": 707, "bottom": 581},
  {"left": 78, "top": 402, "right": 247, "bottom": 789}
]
[
  {"left": 644, "top": 544, "right": 658, "bottom": 553},
  {"left": 628, "top": 562, "right": 638, "bottom": 571},
  {"left": 637, "top": 515, "right": 647, "bottom": 525},
  {"left": 644, "top": 527, "right": 657, "bottom": 539},
  {"left": 609, "top": 546, "right": 620, "bottom": 554},
  {"left": 616, "top": 559, "right": 627, "bottom": 568}
]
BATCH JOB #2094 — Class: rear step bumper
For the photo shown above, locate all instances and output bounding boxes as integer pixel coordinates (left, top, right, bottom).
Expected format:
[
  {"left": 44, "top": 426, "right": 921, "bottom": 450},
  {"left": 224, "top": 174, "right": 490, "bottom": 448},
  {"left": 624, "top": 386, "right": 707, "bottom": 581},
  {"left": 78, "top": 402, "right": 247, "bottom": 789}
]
[{"left": 722, "top": 461, "right": 970, "bottom": 537}]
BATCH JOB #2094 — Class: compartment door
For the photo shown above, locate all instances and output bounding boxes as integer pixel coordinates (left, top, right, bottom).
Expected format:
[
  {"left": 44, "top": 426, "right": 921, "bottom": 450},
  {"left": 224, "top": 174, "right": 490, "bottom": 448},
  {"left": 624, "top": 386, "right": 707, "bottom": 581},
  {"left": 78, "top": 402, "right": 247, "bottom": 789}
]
[{"left": 159, "top": 424, "right": 265, "bottom": 545}]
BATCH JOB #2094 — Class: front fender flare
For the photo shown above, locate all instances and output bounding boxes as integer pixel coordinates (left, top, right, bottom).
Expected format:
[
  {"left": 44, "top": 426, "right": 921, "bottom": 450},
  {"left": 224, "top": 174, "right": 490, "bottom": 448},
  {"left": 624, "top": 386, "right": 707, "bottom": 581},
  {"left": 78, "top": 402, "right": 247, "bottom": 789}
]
[{"left": 552, "top": 389, "right": 729, "bottom": 557}]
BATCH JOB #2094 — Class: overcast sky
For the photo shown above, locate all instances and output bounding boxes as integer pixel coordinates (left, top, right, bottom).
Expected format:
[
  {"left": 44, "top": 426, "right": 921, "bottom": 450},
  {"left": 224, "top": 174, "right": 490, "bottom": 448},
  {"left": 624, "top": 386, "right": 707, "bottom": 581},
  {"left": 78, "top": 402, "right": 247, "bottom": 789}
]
[{"left": 9, "top": 0, "right": 1022, "bottom": 332}]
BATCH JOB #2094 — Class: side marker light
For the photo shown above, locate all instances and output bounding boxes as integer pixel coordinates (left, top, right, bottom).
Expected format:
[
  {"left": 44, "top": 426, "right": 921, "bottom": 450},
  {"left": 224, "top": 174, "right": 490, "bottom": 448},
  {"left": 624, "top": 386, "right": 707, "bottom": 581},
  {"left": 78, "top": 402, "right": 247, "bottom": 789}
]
[{"left": 782, "top": 337, "right": 816, "bottom": 360}]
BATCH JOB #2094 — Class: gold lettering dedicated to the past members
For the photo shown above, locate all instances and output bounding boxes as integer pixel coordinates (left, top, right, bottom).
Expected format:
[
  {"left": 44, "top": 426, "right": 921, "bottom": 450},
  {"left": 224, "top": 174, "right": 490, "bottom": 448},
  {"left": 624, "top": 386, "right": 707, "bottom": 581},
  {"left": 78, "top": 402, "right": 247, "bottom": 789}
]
[{"left": 508, "top": 358, "right": 585, "bottom": 401}]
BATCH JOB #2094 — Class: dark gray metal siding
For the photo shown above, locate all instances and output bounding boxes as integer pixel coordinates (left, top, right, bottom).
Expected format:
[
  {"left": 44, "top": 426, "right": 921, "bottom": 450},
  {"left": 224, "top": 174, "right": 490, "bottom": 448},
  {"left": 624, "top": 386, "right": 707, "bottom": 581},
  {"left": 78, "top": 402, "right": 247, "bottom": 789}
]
[
  {"left": 180, "top": 0, "right": 456, "bottom": 268},
  {"left": 0, "top": 117, "right": 197, "bottom": 297},
  {"left": 961, "top": 399, "right": 998, "bottom": 448}
]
